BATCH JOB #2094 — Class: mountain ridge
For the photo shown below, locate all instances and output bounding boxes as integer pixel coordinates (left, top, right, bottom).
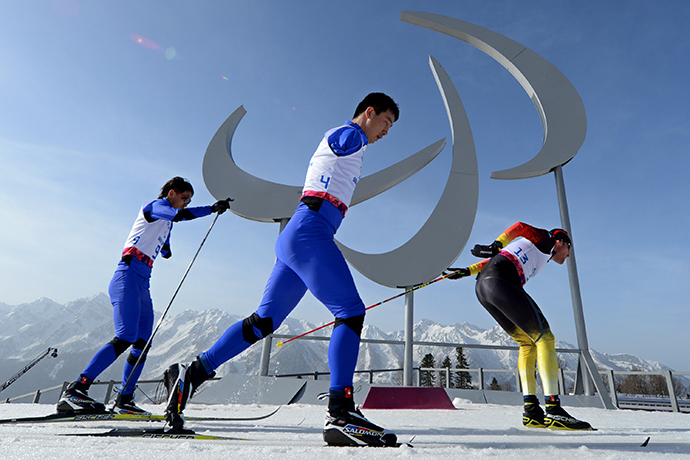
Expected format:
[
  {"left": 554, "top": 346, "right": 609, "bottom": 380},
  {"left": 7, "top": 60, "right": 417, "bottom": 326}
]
[{"left": 0, "top": 293, "right": 678, "bottom": 400}]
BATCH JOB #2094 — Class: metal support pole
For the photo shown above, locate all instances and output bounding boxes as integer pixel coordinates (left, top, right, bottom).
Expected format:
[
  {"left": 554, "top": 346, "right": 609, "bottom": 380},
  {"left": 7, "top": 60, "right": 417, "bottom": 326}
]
[
  {"left": 515, "top": 370, "right": 521, "bottom": 393},
  {"left": 553, "top": 166, "right": 593, "bottom": 394},
  {"left": 403, "top": 290, "right": 414, "bottom": 386},
  {"left": 259, "top": 334, "right": 272, "bottom": 376},
  {"left": 259, "top": 218, "right": 291, "bottom": 376},
  {"left": 573, "top": 361, "right": 585, "bottom": 394},
  {"left": 554, "top": 166, "right": 616, "bottom": 409},
  {"left": 104, "top": 380, "right": 115, "bottom": 405},
  {"left": 664, "top": 370, "right": 679, "bottom": 413},
  {"left": 607, "top": 369, "right": 619, "bottom": 408}
]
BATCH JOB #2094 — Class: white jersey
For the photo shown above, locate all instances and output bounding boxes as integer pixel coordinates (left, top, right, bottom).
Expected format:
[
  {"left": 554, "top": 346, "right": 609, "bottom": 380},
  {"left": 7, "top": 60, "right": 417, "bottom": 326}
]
[
  {"left": 501, "top": 237, "right": 551, "bottom": 284},
  {"left": 302, "top": 122, "right": 366, "bottom": 208},
  {"left": 122, "top": 206, "right": 172, "bottom": 267}
]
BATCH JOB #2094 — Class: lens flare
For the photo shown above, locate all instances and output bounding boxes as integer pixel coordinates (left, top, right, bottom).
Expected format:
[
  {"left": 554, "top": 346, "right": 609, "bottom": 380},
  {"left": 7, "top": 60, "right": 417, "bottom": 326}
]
[
  {"left": 130, "top": 34, "right": 181, "bottom": 60},
  {"left": 130, "top": 34, "right": 160, "bottom": 50}
]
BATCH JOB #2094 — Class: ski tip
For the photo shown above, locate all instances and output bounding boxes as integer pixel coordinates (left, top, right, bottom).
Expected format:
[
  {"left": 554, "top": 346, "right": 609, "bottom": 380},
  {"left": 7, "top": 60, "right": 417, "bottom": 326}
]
[
  {"left": 641, "top": 436, "right": 650, "bottom": 447},
  {"left": 398, "top": 435, "right": 415, "bottom": 448}
]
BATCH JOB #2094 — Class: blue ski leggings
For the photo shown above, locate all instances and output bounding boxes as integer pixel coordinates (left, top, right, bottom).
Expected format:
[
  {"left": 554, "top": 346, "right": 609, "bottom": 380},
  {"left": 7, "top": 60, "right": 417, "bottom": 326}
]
[
  {"left": 203, "top": 203, "right": 366, "bottom": 390},
  {"left": 81, "top": 262, "right": 154, "bottom": 394}
]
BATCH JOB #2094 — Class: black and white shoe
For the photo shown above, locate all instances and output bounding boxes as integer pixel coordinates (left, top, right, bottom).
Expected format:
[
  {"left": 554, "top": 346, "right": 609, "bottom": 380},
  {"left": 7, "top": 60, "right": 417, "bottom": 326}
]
[
  {"left": 114, "top": 392, "right": 151, "bottom": 415},
  {"left": 56, "top": 381, "right": 106, "bottom": 414},
  {"left": 324, "top": 408, "right": 398, "bottom": 447},
  {"left": 545, "top": 402, "right": 593, "bottom": 430},
  {"left": 163, "top": 363, "right": 191, "bottom": 431},
  {"left": 163, "top": 359, "right": 214, "bottom": 431},
  {"left": 322, "top": 387, "right": 397, "bottom": 447}
]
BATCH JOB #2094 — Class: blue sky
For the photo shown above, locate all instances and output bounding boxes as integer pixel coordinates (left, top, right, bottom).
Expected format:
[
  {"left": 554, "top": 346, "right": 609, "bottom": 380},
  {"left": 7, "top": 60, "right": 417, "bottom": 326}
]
[{"left": 1, "top": 1, "right": 688, "bottom": 371}]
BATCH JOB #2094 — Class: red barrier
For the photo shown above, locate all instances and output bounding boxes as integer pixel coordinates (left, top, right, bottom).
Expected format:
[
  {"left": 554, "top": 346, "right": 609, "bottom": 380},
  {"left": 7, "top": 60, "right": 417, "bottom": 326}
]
[{"left": 361, "top": 386, "right": 456, "bottom": 410}]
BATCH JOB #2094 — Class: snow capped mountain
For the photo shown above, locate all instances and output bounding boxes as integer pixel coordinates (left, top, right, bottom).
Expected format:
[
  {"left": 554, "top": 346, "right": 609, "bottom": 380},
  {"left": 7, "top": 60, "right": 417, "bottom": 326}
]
[{"left": 0, "top": 294, "right": 679, "bottom": 400}]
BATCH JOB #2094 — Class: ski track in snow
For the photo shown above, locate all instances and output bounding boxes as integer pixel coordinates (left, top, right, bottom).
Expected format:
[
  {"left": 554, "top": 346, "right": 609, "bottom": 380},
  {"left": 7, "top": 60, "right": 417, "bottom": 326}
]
[{"left": 2, "top": 400, "right": 690, "bottom": 459}]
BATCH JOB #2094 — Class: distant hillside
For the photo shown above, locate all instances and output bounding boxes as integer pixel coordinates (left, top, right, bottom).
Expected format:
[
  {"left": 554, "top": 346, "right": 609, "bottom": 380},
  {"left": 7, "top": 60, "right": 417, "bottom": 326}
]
[{"left": 0, "top": 294, "right": 679, "bottom": 400}]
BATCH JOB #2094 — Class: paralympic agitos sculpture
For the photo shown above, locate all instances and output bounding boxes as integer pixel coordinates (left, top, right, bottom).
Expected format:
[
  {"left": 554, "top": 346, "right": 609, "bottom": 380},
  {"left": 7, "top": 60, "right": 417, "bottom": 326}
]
[
  {"left": 202, "top": 11, "right": 611, "bottom": 404},
  {"left": 201, "top": 56, "right": 477, "bottom": 289},
  {"left": 202, "top": 11, "right": 586, "bottom": 289}
]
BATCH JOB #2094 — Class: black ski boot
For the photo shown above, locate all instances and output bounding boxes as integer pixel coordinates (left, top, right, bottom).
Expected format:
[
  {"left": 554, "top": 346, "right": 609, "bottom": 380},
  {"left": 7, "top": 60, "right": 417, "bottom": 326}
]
[
  {"left": 164, "top": 357, "right": 215, "bottom": 431},
  {"left": 522, "top": 400, "right": 546, "bottom": 428},
  {"left": 544, "top": 396, "right": 592, "bottom": 430},
  {"left": 323, "top": 387, "right": 397, "bottom": 447},
  {"left": 114, "top": 392, "right": 151, "bottom": 415},
  {"left": 56, "top": 379, "right": 106, "bottom": 414}
]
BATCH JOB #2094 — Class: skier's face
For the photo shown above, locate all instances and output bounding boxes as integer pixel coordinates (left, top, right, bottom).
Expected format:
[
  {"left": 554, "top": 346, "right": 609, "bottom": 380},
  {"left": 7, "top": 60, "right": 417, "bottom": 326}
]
[
  {"left": 360, "top": 107, "right": 395, "bottom": 144},
  {"left": 551, "top": 240, "right": 571, "bottom": 265},
  {"left": 168, "top": 189, "right": 192, "bottom": 209}
]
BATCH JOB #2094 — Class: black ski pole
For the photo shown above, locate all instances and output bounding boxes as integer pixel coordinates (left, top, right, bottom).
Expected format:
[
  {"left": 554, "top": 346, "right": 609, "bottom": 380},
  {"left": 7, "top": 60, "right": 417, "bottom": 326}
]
[{"left": 110, "top": 204, "right": 226, "bottom": 412}]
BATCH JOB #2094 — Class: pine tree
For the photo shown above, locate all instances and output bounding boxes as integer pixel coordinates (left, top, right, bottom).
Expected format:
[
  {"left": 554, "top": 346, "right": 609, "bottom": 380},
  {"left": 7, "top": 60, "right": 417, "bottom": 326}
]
[
  {"left": 453, "top": 346, "right": 473, "bottom": 389},
  {"left": 489, "top": 377, "right": 502, "bottom": 391},
  {"left": 440, "top": 355, "right": 452, "bottom": 388},
  {"left": 420, "top": 353, "right": 436, "bottom": 387}
]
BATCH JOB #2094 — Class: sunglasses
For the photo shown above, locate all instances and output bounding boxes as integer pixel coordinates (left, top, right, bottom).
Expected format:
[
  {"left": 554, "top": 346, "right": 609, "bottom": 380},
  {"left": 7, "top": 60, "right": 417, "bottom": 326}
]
[{"left": 178, "top": 192, "right": 192, "bottom": 204}]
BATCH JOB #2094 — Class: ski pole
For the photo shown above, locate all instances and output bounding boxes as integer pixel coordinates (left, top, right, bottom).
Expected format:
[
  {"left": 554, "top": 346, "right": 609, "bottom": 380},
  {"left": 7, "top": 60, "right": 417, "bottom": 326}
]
[
  {"left": 111, "top": 202, "right": 228, "bottom": 411},
  {"left": 276, "top": 269, "right": 463, "bottom": 348}
]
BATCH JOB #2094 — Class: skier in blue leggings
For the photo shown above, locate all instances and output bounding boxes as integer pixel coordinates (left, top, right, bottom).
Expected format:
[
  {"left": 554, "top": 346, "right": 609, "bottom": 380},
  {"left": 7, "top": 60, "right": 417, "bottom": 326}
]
[
  {"left": 57, "top": 177, "right": 229, "bottom": 415},
  {"left": 164, "top": 93, "right": 399, "bottom": 447}
]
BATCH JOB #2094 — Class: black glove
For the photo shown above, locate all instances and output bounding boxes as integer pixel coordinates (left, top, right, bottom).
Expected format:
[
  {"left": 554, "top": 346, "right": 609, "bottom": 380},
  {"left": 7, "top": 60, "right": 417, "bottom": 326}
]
[
  {"left": 210, "top": 198, "right": 232, "bottom": 215},
  {"left": 161, "top": 243, "right": 172, "bottom": 259},
  {"left": 471, "top": 241, "right": 502, "bottom": 258},
  {"left": 445, "top": 267, "right": 470, "bottom": 280}
]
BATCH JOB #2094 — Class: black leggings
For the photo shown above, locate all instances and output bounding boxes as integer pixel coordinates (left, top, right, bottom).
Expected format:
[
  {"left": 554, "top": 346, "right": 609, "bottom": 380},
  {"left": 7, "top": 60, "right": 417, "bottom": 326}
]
[
  {"left": 475, "top": 255, "right": 559, "bottom": 396},
  {"left": 475, "top": 255, "right": 549, "bottom": 339}
]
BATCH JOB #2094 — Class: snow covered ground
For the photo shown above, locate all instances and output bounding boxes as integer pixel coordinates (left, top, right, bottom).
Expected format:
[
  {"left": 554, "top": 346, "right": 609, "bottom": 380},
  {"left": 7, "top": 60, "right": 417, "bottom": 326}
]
[{"left": 2, "top": 400, "right": 690, "bottom": 460}]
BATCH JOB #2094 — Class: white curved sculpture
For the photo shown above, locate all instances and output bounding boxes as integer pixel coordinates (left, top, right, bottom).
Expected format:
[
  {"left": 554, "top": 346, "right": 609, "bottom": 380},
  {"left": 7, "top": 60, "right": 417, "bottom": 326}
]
[
  {"left": 202, "top": 56, "right": 478, "bottom": 288},
  {"left": 401, "top": 11, "right": 587, "bottom": 180}
]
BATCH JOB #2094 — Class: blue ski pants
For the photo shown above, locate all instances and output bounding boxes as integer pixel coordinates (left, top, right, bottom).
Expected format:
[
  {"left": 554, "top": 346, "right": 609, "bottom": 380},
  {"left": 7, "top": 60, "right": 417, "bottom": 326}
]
[
  {"left": 203, "top": 202, "right": 365, "bottom": 390},
  {"left": 81, "top": 261, "right": 154, "bottom": 394}
]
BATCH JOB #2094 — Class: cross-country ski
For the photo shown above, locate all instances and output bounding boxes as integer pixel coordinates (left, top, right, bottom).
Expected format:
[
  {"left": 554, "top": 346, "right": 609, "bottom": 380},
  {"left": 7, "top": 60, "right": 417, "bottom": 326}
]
[
  {"left": 1, "top": 401, "right": 689, "bottom": 458},
  {"left": 0, "top": 406, "right": 280, "bottom": 425},
  {"left": 64, "top": 426, "right": 252, "bottom": 441}
]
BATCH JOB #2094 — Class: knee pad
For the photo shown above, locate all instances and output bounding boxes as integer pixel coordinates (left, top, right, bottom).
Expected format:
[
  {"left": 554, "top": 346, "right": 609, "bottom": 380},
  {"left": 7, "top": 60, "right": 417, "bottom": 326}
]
[
  {"left": 334, "top": 314, "right": 364, "bottom": 337},
  {"left": 241, "top": 313, "right": 274, "bottom": 344},
  {"left": 126, "top": 338, "right": 149, "bottom": 365},
  {"left": 108, "top": 337, "right": 133, "bottom": 357}
]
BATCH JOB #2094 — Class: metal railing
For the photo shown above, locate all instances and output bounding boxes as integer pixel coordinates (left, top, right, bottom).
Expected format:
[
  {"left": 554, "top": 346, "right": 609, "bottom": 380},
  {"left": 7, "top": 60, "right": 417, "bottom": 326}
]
[
  {"left": 269, "top": 333, "right": 689, "bottom": 412},
  {"left": 4, "top": 337, "right": 689, "bottom": 412},
  {"left": 270, "top": 365, "right": 690, "bottom": 412},
  {"left": 1, "top": 379, "right": 168, "bottom": 405}
]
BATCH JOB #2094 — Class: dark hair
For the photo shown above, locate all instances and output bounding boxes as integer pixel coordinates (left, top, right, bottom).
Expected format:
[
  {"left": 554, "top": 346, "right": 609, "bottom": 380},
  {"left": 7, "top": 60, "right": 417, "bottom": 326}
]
[
  {"left": 353, "top": 92, "right": 399, "bottom": 122},
  {"left": 159, "top": 176, "right": 194, "bottom": 199},
  {"left": 549, "top": 228, "right": 571, "bottom": 245}
]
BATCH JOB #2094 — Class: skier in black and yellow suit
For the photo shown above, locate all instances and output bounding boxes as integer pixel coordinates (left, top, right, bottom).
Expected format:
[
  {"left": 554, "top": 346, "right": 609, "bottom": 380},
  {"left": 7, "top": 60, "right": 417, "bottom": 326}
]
[{"left": 447, "top": 222, "right": 592, "bottom": 430}]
